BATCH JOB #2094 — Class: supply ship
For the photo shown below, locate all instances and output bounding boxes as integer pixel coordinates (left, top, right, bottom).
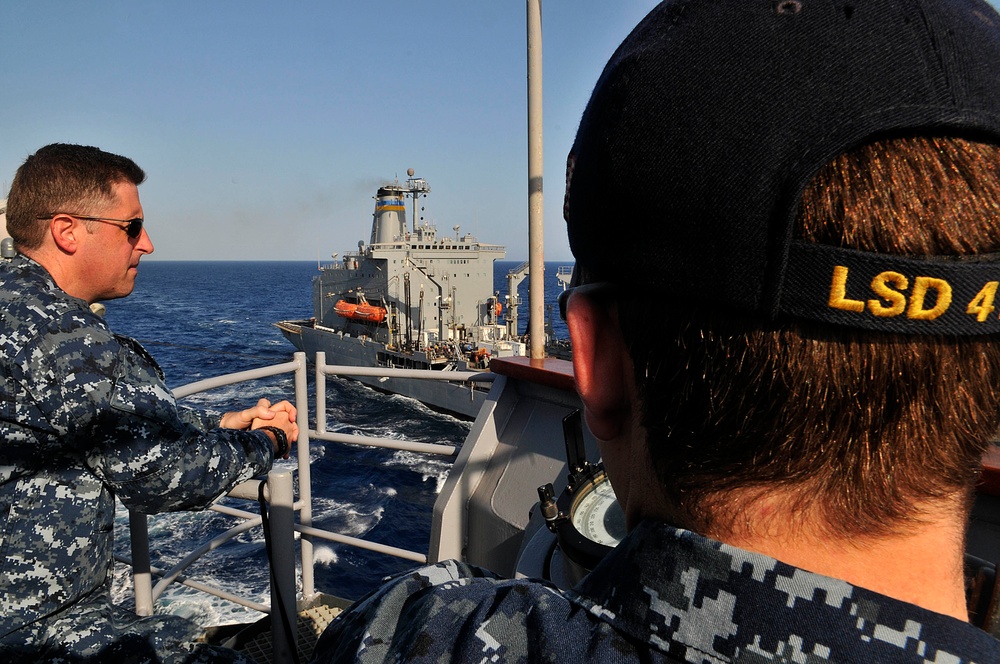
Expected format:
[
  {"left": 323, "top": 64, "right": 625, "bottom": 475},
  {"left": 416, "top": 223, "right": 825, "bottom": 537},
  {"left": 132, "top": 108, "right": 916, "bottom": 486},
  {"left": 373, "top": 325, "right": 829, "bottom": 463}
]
[{"left": 276, "top": 169, "right": 533, "bottom": 418}]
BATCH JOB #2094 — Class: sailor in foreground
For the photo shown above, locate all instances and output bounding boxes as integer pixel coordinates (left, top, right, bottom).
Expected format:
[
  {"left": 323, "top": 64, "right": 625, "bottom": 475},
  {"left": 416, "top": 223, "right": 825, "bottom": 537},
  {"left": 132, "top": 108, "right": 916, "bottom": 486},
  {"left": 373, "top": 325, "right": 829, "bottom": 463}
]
[
  {"left": 0, "top": 143, "right": 298, "bottom": 662},
  {"left": 315, "top": 0, "right": 1000, "bottom": 661}
]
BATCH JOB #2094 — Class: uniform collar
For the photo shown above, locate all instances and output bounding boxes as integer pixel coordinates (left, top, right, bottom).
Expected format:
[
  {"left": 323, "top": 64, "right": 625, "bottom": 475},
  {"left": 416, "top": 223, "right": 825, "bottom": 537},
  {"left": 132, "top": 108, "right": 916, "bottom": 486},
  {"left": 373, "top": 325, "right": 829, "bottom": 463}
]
[
  {"left": 569, "top": 519, "right": 998, "bottom": 661},
  {"left": 6, "top": 253, "right": 89, "bottom": 311}
]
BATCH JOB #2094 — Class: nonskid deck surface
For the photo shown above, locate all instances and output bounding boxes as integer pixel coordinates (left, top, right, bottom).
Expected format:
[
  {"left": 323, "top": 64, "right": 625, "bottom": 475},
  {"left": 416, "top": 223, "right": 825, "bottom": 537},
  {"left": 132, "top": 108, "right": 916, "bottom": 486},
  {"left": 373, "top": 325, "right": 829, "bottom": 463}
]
[{"left": 208, "top": 596, "right": 347, "bottom": 663}]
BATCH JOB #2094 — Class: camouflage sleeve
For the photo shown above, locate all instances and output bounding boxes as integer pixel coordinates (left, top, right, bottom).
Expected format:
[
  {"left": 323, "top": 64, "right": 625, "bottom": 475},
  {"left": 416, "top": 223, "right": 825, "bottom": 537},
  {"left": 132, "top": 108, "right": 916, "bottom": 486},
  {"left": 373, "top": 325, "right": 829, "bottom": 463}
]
[
  {"left": 176, "top": 403, "right": 223, "bottom": 431},
  {"left": 19, "top": 311, "right": 273, "bottom": 514}
]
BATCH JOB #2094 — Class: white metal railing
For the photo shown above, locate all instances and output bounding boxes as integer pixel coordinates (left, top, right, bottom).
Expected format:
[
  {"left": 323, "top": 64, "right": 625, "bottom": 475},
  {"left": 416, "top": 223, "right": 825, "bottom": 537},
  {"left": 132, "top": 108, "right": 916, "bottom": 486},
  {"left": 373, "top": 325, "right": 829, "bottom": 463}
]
[
  {"left": 556, "top": 265, "right": 573, "bottom": 290},
  {"left": 312, "top": 351, "right": 495, "bottom": 457},
  {"left": 123, "top": 351, "right": 496, "bottom": 662}
]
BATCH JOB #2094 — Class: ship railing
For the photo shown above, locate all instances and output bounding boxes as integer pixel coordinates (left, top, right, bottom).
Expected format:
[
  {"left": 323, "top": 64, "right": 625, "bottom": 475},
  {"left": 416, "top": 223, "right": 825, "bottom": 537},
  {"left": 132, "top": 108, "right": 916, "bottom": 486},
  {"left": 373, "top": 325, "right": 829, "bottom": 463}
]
[
  {"left": 303, "top": 351, "right": 496, "bottom": 561},
  {"left": 120, "top": 355, "right": 309, "bottom": 661},
  {"left": 556, "top": 265, "right": 573, "bottom": 290},
  {"left": 121, "top": 351, "right": 496, "bottom": 662},
  {"left": 368, "top": 240, "right": 506, "bottom": 253},
  {"left": 313, "top": 351, "right": 495, "bottom": 453}
]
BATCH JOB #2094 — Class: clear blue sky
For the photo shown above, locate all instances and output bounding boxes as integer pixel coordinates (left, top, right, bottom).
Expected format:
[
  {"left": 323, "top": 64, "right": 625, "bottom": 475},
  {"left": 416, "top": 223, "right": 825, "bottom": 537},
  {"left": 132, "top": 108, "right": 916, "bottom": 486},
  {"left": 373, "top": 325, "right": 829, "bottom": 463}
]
[
  {"left": 0, "top": 1, "right": 659, "bottom": 261},
  {"left": 4, "top": 2, "right": 999, "bottom": 262}
]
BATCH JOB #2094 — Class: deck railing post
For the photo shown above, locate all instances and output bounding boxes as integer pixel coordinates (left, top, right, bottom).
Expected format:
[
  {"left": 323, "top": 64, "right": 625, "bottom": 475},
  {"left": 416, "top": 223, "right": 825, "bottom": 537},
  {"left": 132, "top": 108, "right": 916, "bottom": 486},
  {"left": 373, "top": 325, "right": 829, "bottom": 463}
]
[
  {"left": 294, "top": 352, "right": 315, "bottom": 598},
  {"left": 129, "top": 512, "right": 154, "bottom": 616},
  {"left": 315, "top": 351, "right": 327, "bottom": 434},
  {"left": 267, "top": 470, "right": 298, "bottom": 663}
]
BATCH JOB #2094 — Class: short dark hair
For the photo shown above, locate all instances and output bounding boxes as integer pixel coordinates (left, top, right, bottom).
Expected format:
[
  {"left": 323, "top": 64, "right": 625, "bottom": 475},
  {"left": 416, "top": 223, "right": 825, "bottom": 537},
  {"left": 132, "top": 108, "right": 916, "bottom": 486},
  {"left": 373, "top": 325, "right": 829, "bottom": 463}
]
[
  {"left": 618, "top": 136, "right": 1000, "bottom": 539},
  {"left": 6, "top": 143, "right": 146, "bottom": 250}
]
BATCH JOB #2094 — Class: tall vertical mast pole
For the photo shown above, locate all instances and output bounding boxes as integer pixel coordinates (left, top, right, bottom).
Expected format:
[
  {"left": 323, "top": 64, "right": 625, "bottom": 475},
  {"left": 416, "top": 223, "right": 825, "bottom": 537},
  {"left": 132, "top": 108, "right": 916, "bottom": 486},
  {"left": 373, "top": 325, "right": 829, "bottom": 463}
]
[
  {"left": 526, "top": 0, "right": 546, "bottom": 359},
  {"left": 408, "top": 167, "right": 418, "bottom": 233}
]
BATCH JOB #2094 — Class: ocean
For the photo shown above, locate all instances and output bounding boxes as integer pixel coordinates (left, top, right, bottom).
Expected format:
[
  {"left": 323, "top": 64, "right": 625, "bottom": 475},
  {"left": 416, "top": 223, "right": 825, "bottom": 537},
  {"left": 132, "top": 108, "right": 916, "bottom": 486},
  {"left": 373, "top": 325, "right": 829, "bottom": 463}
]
[{"left": 105, "top": 259, "right": 572, "bottom": 627}]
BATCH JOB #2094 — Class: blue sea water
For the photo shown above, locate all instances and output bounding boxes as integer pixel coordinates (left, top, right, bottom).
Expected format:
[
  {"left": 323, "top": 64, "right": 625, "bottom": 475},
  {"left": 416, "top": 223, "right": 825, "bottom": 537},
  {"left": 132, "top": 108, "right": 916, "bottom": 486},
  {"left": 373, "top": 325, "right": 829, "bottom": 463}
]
[{"left": 105, "top": 259, "right": 571, "bottom": 626}]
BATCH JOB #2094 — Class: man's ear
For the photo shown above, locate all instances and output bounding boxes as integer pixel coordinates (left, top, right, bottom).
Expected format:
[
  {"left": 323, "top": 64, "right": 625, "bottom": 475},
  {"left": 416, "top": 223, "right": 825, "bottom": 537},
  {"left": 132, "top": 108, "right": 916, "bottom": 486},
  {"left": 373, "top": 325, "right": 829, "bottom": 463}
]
[
  {"left": 566, "top": 291, "right": 632, "bottom": 441},
  {"left": 49, "top": 214, "right": 80, "bottom": 254}
]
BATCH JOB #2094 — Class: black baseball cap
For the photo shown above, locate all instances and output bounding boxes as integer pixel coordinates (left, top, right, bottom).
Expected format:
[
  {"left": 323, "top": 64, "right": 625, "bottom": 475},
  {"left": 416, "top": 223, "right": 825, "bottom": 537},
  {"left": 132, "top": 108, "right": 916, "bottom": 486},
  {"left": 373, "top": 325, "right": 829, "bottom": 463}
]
[{"left": 564, "top": 0, "right": 1000, "bottom": 335}]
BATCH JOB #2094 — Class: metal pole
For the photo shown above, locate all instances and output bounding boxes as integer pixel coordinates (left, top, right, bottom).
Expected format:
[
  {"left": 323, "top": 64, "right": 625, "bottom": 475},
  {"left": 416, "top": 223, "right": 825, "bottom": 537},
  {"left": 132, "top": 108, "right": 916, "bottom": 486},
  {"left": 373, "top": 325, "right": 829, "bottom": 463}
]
[
  {"left": 267, "top": 471, "right": 297, "bottom": 663},
  {"left": 411, "top": 177, "right": 418, "bottom": 234},
  {"left": 527, "top": 0, "right": 546, "bottom": 359},
  {"left": 294, "top": 352, "right": 315, "bottom": 599},
  {"left": 315, "top": 351, "right": 327, "bottom": 434},
  {"left": 129, "top": 512, "right": 154, "bottom": 616}
]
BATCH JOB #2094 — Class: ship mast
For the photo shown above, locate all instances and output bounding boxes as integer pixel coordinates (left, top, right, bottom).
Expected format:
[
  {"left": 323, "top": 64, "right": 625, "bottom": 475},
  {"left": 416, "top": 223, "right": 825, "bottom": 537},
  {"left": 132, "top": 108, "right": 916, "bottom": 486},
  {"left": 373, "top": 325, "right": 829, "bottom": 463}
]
[
  {"left": 405, "top": 167, "right": 430, "bottom": 233},
  {"left": 526, "top": 0, "right": 545, "bottom": 359}
]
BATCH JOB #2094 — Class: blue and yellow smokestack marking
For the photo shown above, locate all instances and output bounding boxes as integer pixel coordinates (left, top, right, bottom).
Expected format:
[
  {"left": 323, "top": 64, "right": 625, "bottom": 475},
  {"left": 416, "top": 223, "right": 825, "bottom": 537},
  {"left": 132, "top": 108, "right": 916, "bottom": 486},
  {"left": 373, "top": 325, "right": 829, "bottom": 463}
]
[{"left": 376, "top": 197, "right": 406, "bottom": 212}]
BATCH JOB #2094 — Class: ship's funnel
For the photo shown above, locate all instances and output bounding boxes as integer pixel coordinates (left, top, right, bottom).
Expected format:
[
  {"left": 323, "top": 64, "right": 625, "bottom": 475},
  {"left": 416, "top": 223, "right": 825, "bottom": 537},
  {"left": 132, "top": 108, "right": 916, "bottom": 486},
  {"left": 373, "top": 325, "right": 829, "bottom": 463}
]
[{"left": 371, "top": 187, "right": 407, "bottom": 245}]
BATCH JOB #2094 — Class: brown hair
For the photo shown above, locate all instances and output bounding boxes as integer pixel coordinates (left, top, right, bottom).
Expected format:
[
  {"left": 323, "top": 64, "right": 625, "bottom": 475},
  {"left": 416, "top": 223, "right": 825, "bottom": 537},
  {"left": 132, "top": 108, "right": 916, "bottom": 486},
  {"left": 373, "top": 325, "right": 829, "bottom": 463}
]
[
  {"left": 6, "top": 143, "right": 146, "bottom": 250},
  {"left": 619, "top": 136, "right": 1000, "bottom": 538}
]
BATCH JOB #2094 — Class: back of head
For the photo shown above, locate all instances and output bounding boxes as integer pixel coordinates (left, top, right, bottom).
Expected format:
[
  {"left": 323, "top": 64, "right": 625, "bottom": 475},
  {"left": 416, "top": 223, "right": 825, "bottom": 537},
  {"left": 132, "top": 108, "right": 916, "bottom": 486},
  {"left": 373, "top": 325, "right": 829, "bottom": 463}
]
[
  {"left": 6, "top": 143, "right": 146, "bottom": 251},
  {"left": 564, "top": 0, "right": 1000, "bottom": 537}
]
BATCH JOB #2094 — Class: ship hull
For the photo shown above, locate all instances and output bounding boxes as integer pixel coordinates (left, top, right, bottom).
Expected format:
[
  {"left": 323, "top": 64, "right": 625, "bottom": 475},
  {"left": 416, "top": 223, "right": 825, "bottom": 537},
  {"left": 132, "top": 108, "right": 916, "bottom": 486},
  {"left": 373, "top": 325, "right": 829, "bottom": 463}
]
[{"left": 277, "top": 321, "right": 489, "bottom": 419}]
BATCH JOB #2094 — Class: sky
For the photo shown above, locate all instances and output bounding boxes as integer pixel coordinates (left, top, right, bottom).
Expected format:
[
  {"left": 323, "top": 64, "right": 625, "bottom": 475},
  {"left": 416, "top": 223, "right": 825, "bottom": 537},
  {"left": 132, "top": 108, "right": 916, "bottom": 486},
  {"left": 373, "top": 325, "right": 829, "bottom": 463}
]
[{"left": 0, "top": 1, "right": 661, "bottom": 262}]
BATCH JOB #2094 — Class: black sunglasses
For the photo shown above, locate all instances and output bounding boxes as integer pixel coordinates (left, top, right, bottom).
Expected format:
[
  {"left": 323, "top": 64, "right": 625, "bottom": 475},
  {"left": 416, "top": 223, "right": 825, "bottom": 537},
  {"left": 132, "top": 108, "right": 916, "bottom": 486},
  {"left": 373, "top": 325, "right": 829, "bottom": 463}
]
[{"left": 40, "top": 213, "right": 144, "bottom": 239}]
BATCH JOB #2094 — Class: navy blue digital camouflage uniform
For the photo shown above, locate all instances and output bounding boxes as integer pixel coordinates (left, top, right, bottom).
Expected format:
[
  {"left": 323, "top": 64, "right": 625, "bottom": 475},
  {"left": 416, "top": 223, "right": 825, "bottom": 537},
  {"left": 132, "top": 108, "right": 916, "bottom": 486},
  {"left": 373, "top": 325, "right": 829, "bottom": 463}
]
[
  {"left": 0, "top": 254, "right": 274, "bottom": 662},
  {"left": 315, "top": 519, "right": 1000, "bottom": 663}
]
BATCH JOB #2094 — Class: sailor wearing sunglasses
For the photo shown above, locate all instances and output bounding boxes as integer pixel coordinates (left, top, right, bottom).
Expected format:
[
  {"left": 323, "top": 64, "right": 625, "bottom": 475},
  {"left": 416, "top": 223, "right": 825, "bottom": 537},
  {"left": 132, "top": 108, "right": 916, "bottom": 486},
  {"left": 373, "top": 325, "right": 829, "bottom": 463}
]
[{"left": 0, "top": 143, "right": 292, "bottom": 662}]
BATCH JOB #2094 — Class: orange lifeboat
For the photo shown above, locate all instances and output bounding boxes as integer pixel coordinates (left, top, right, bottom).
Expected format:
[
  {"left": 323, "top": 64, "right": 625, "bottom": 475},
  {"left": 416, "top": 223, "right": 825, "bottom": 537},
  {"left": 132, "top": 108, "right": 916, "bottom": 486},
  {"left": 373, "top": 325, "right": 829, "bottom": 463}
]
[
  {"left": 334, "top": 298, "right": 387, "bottom": 323},
  {"left": 353, "top": 303, "right": 387, "bottom": 323},
  {"left": 334, "top": 300, "right": 358, "bottom": 318}
]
